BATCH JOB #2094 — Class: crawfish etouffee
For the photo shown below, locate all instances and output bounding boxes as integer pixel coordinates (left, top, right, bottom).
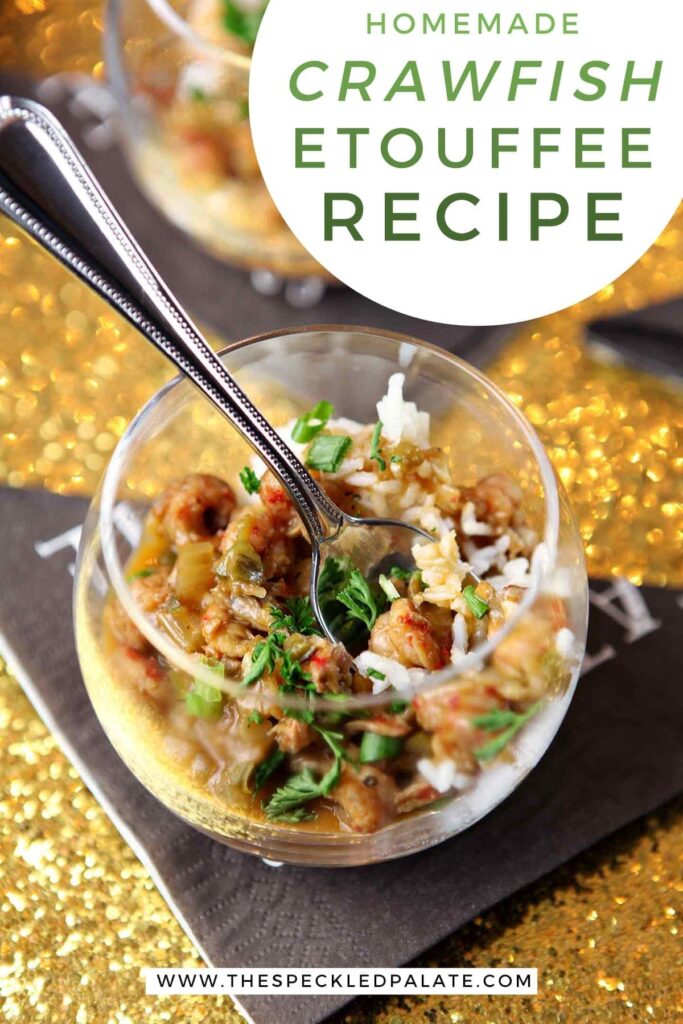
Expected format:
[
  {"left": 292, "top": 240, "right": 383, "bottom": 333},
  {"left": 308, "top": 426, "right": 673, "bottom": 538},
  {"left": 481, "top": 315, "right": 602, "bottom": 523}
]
[
  {"left": 104, "top": 374, "right": 576, "bottom": 833},
  {"left": 133, "top": 0, "right": 314, "bottom": 272}
]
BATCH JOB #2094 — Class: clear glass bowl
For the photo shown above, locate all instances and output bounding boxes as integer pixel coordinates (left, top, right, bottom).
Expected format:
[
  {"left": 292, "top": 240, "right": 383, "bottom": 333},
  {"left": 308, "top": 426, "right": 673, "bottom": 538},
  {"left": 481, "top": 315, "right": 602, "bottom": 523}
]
[
  {"left": 74, "top": 327, "right": 588, "bottom": 866},
  {"left": 105, "top": 0, "right": 324, "bottom": 277}
]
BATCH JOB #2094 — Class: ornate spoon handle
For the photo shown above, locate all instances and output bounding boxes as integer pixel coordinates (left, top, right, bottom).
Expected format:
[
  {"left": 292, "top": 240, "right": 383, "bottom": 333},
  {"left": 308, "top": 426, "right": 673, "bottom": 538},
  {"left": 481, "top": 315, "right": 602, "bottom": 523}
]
[{"left": 0, "top": 95, "right": 344, "bottom": 543}]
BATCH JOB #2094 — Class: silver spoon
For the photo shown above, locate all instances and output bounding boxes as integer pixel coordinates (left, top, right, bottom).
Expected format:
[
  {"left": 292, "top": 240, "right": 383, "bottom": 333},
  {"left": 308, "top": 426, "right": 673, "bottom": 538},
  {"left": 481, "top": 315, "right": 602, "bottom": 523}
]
[{"left": 0, "top": 96, "right": 430, "bottom": 644}]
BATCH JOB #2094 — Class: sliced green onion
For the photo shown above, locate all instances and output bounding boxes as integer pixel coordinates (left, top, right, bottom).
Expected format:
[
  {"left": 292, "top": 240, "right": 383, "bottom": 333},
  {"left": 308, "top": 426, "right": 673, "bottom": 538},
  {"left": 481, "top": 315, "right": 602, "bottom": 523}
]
[
  {"left": 186, "top": 660, "right": 224, "bottom": 718},
  {"left": 128, "top": 567, "right": 154, "bottom": 580},
  {"left": 359, "top": 732, "right": 403, "bottom": 763},
  {"left": 305, "top": 433, "right": 352, "bottom": 473},
  {"left": 366, "top": 667, "right": 386, "bottom": 681},
  {"left": 378, "top": 574, "right": 400, "bottom": 602},
  {"left": 247, "top": 710, "right": 264, "bottom": 725},
  {"left": 239, "top": 466, "right": 261, "bottom": 495},
  {"left": 389, "top": 699, "right": 409, "bottom": 714},
  {"left": 463, "top": 584, "right": 490, "bottom": 619},
  {"left": 370, "top": 421, "right": 386, "bottom": 472},
  {"left": 291, "top": 400, "right": 334, "bottom": 443}
]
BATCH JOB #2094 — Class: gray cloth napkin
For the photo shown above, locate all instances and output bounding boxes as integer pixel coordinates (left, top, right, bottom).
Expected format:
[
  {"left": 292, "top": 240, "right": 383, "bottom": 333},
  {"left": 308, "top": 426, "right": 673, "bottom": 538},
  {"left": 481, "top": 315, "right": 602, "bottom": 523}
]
[{"left": 1, "top": 484, "right": 681, "bottom": 1024}]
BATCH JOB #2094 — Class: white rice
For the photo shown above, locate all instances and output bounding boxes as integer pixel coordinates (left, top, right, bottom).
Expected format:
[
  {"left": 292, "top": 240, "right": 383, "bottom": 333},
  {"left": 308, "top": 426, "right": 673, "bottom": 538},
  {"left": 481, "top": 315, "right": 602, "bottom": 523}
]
[
  {"left": 450, "top": 612, "right": 469, "bottom": 664},
  {"left": 460, "top": 500, "right": 494, "bottom": 537},
  {"left": 376, "top": 373, "right": 430, "bottom": 449},
  {"left": 354, "top": 651, "right": 426, "bottom": 694},
  {"left": 417, "top": 758, "right": 472, "bottom": 794},
  {"left": 463, "top": 534, "right": 510, "bottom": 577},
  {"left": 555, "top": 627, "right": 576, "bottom": 657}
]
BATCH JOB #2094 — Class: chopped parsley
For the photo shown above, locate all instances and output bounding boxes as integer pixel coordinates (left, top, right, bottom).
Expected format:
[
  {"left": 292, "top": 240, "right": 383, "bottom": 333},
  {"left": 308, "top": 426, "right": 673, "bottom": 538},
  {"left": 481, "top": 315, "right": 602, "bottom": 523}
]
[
  {"left": 291, "top": 400, "right": 334, "bottom": 443},
  {"left": 240, "top": 633, "right": 281, "bottom": 688},
  {"left": 463, "top": 585, "right": 490, "bottom": 620},
  {"left": 239, "top": 465, "right": 261, "bottom": 495},
  {"left": 305, "top": 433, "right": 352, "bottom": 473},
  {"left": 389, "top": 565, "right": 422, "bottom": 586},
  {"left": 222, "top": 0, "right": 268, "bottom": 46},
  {"left": 270, "top": 597, "right": 322, "bottom": 637},
  {"left": 370, "top": 421, "right": 386, "bottom": 472},
  {"left": 337, "top": 568, "right": 383, "bottom": 631},
  {"left": 252, "top": 748, "right": 284, "bottom": 792},
  {"left": 241, "top": 614, "right": 314, "bottom": 692},
  {"left": 317, "top": 558, "right": 386, "bottom": 651},
  {"left": 314, "top": 724, "right": 346, "bottom": 761},
  {"left": 473, "top": 702, "right": 541, "bottom": 762},
  {"left": 264, "top": 759, "right": 341, "bottom": 822}
]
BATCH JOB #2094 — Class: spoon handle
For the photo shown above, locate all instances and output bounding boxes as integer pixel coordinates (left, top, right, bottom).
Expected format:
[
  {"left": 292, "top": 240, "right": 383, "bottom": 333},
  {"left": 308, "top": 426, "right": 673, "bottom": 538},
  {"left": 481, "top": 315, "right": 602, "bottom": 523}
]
[{"left": 0, "top": 96, "right": 343, "bottom": 543}]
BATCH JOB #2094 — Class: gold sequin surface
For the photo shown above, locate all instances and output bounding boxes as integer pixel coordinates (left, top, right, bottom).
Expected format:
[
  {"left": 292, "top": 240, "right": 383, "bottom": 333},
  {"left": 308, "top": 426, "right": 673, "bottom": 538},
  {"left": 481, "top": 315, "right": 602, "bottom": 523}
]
[{"left": 1, "top": 3, "right": 682, "bottom": 1022}]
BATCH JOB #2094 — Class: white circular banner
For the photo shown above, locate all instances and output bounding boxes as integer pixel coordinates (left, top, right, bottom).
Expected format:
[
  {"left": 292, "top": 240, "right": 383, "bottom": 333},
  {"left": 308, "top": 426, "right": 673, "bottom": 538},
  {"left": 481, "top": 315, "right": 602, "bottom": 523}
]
[{"left": 250, "top": 1, "right": 682, "bottom": 325}]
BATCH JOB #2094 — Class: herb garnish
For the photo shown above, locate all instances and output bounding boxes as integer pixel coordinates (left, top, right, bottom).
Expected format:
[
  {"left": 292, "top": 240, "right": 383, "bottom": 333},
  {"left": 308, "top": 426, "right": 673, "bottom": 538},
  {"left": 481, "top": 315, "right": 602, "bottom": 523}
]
[
  {"left": 366, "top": 667, "right": 386, "bottom": 681},
  {"left": 264, "top": 759, "right": 341, "bottom": 822},
  {"left": 389, "top": 565, "right": 422, "bottom": 586},
  {"left": 463, "top": 585, "right": 490, "bottom": 620},
  {"left": 378, "top": 574, "right": 400, "bottom": 602},
  {"left": 252, "top": 748, "right": 284, "bottom": 792},
  {"left": 247, "top": 709, "right": 264, "bottom": 725},
  {"left": 239, "top": 465, "right": 261, "bottom": 495},
  {"left": 305, "top": 434, "right": 352, "bottom": 473},
  {"left": 473, "top": 702, "right": 541, "bottom": 762},
  {"left": 370, "top": 421, "right": 386, "bottom": 472},
  {"left": 240, "top": 633, "right": 281, "bottom": 688},
  {"left": 186, "top": 659, "right": 224, "bottom": 719},
  {"left": 222, "top": 0, "right": 268, "bottom": 46},
  {"left": 128, "top": 567, "right": 154, "bottom": 580},
  {"left": 314, "top": 724, "right": 346, "bottom": 761},
  {"left": 317, "top": 558, "right": 387, "bottom": 651},
  {"left": 270, "top": 597, "right": 322, "bottom": 637},
  {"left": 337, "top": 568, "right": 383, "bottom": 631},
  {"left": 291, "top": 400, "right": 334, "bottom": 444},
  {"left": 359, "top": 732, "right": 403, "bottom": 763}
]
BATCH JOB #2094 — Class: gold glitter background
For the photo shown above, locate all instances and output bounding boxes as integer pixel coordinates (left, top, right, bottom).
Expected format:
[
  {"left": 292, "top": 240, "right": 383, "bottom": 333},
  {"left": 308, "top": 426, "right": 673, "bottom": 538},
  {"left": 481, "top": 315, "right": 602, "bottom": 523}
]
[{"left": 0, "top": 3, "right": 681, "bottom": 1022}]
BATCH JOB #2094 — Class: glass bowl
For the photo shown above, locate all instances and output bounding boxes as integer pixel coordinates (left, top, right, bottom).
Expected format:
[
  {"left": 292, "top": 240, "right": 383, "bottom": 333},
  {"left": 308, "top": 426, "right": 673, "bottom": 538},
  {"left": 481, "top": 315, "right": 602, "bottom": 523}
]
[
  {"left": 74, "top": 327, "right": 588, "bottom": 866},
  {"left": 105, "top": 0, "right": 325, "bottom": 278}
]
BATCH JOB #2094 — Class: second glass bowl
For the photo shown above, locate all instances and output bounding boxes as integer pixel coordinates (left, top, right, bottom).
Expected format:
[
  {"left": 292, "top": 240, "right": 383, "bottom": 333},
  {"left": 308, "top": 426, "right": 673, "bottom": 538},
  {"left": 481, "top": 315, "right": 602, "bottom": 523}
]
[
  {"left": 106, "top": 0, "right": 325, "bottom": 278},
  {"left": 74, "top": 327, "right": 588, "bottom": 865}
]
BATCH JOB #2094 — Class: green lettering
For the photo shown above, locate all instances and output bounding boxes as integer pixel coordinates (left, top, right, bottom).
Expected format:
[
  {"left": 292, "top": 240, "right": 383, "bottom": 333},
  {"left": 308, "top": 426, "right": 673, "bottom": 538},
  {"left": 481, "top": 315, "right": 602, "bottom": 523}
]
[
  {"left": 290, "top": 61, "right": 328, "bottom": 101},
  {"left": 294, "top": 127, "right": 324, "bottom": 168},
  {"left": 384, "top": 61, "right": 425, "bottom": 101},
  {"left": 622, "top": 128, "right": 651, "bottom": 168},
  {"left": 385, "top": 193, "right": 420, "bottom": 240},
  {"left": 587, "top": 193, "right": 623, "bottom": 240},
  {"left": 339, "top": 62, "right": 376, "bottom": 101},
  {"left": 531, "top": 193, "right": 569, "bottom": 240},
  {"left": 437, "top": 193, "right": 480, "bottom": 241},
  {"left": 324, "top": 193, "right": 363, "bottom": 240}
]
